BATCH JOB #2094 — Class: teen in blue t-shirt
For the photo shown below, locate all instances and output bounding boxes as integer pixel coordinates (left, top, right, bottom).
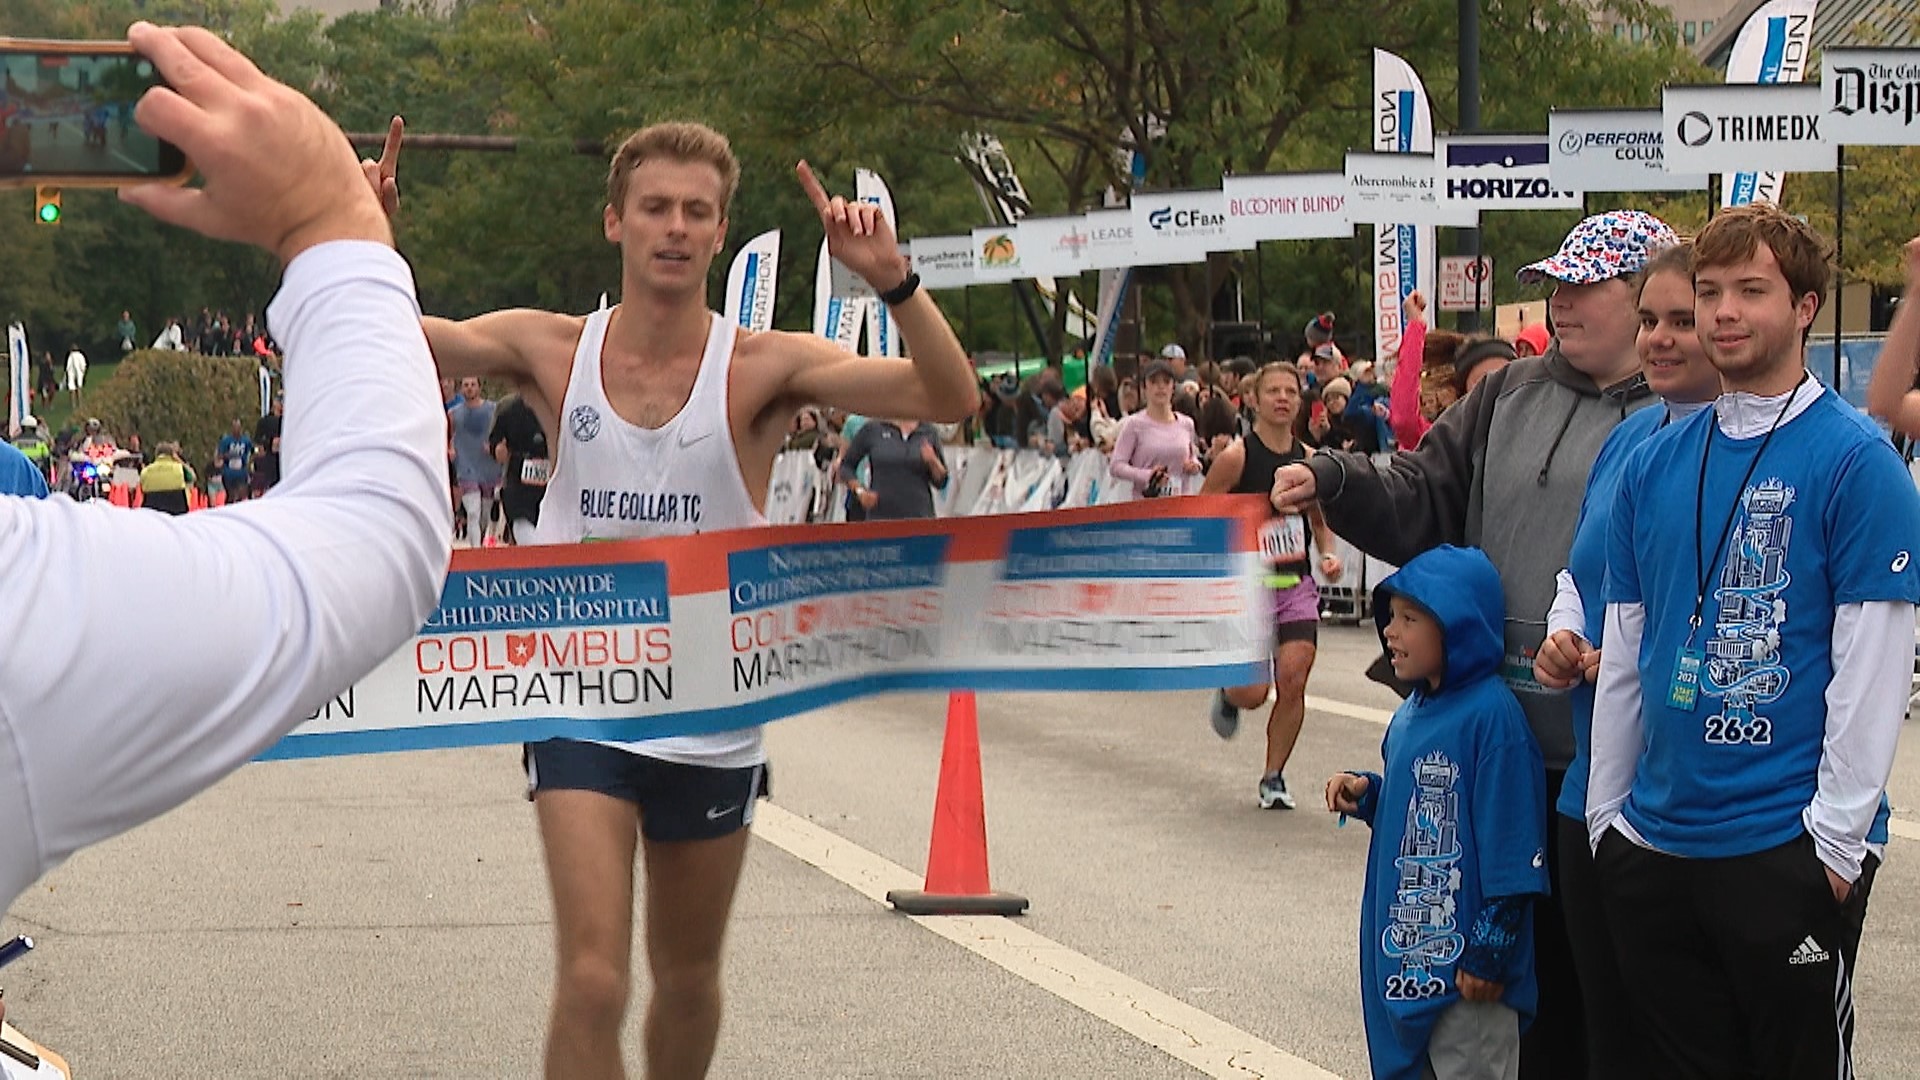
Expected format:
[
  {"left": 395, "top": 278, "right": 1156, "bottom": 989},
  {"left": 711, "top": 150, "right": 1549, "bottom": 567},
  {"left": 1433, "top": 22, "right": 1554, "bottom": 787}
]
[
  {"left": 1587, "top": 203, "right": 1920, "bottom": 1077},
  {"left": 1598, "top": 389, "right": 1916, "bottom": 859},
  {"left": 1328, "top": 544, "right": 1548, "bottom": 1080}
]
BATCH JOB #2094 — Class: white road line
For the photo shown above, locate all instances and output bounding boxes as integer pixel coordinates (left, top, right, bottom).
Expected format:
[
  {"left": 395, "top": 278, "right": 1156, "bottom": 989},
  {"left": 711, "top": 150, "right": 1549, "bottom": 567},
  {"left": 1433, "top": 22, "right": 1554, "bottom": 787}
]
[
  {"left": 1304, "top": 695, "right": 1920, "bottom": 843},
  {"left": 752, "top": 802, "right": 1343, "bottom": 1080}
]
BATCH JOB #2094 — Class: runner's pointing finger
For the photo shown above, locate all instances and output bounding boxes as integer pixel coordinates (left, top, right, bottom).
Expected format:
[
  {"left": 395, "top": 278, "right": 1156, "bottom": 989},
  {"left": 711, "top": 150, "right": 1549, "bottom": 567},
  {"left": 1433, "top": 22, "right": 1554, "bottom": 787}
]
[
  {"left": 795, "top": 160, "right": 832, "bottom": 214},
  {"left": 377, "top": 115, "right": 404, "bottom": 179}
]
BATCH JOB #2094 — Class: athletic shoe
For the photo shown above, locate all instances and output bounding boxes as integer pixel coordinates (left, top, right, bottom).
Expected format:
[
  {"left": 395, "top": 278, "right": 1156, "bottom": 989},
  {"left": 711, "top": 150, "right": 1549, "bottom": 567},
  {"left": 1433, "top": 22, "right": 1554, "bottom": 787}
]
[
  {"left": 1210, "top": 690, "right": 1240, "bottom": 739},
  {"left": 1258, "top": 772, "right": 1295, "bottom": 810}
]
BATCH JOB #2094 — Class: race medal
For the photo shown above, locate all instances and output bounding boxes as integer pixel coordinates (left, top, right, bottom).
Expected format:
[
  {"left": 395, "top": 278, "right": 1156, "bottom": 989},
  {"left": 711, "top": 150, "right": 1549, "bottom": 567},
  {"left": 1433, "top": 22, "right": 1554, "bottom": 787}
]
[
  {"left": 520, "top": 457, "right": 551, "bottom": 486},
  {"left": 1667, "top": 648, "right": 1704, "bottom": 712},
  {"left": 1258, "top": 514, "right": 1307, "bottom": 567}
]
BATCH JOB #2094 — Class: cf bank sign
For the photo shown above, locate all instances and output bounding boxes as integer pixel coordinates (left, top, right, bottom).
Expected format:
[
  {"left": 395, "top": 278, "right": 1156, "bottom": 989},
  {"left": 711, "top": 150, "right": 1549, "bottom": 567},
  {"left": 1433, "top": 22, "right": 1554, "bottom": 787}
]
[
  {"left": 1661, "top": 83, "right": 1836, "bottom": 175},
  {"left": 1824, "top": 48, "right": 1920, "bottom": 144}
]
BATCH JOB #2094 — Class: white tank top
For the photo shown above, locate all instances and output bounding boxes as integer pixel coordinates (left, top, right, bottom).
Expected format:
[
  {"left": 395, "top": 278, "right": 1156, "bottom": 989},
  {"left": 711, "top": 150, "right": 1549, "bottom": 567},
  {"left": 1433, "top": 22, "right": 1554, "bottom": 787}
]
[{"left": 533, "top": 308, "right": 766, "bottom": 767}]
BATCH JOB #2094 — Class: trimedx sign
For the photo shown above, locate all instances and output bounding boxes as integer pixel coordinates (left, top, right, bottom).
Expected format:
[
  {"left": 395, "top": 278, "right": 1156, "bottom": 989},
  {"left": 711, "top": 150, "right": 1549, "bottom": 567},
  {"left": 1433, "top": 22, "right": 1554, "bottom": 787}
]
[{"left": 1661, "top": 83, "right": 1836, "bottom": 174}]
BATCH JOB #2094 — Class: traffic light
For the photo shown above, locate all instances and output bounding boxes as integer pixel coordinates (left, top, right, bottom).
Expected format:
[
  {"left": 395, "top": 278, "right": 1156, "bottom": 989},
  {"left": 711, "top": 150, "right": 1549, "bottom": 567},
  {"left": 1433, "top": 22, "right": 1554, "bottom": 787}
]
[{"left": 33, "top": 186, "right": 60, "bottom": 225}]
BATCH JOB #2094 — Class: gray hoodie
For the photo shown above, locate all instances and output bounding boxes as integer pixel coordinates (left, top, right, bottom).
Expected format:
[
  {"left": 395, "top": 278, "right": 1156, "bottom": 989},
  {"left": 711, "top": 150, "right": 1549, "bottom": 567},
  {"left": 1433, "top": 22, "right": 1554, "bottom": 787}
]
[{"left": 1305, "top": 344, "right": 1654, "bottom": 769}]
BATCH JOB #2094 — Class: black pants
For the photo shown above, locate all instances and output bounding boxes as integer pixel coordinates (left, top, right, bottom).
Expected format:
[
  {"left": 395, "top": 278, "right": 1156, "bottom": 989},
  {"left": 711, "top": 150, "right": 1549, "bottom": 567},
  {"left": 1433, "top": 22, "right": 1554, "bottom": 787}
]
[
  {"left": 1597, "top": 829, "right": 1877, "bottom": 1080},
  {"left": 1519, "top": 770, "right": 1584, "bottom": 1080},
  {"left": 1555, "top": 813, "right": 1641, "bottom": 1077}
]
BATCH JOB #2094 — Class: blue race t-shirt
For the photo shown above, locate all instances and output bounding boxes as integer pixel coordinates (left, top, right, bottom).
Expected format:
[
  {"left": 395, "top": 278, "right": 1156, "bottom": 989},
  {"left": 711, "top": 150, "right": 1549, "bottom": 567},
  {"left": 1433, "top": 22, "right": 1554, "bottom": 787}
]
[
  {"left": 1558, "top": 405, "right": 1672, "bottom": 821},
  {"left": 1606, "top": 388, "right": 1920, "bottom": 858},
  {"left": 1360, "top": 546, "right": 1550, "bottom": 1080},
  {"left": 218, "top": 434, "right": 253, "bottom": 481},
  {"left": 0, "top": 441, "right": 49, "bottom": 498}
]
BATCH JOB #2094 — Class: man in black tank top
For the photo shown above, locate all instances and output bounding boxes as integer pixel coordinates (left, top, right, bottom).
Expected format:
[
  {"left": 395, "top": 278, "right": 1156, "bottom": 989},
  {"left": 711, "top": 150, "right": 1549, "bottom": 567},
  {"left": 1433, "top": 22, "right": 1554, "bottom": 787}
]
[
  {"left": 372, "top": 121, "right": 979, "bottom": 1078},
  {"left": 1201, "top": 363, "right": 1342, "bottom": 809}
]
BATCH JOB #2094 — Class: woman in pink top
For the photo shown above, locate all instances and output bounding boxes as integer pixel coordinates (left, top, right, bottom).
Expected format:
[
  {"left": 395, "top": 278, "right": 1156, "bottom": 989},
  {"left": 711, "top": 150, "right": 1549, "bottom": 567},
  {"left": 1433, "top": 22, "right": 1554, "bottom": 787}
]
[
  {"left": 1109, "top": 358, "right": 1199, "bottom": 497},
  {"left": 1389, "top": 290, "right": 1432, "bottom": 449}
]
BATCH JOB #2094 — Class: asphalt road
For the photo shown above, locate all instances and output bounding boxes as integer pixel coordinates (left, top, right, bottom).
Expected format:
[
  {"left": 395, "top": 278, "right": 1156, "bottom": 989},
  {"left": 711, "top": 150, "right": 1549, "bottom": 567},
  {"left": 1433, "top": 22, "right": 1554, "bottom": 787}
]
[{"left": 4, "top": 623, "right": 1918, "bottom": 1078}]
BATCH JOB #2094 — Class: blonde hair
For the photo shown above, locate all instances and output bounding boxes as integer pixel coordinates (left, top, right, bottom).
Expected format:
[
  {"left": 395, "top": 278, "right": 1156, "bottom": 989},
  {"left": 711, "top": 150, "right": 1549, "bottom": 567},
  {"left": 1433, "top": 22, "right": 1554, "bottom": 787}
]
[{"left": 606, "top": 122, "right": 740, "bottom": 215}]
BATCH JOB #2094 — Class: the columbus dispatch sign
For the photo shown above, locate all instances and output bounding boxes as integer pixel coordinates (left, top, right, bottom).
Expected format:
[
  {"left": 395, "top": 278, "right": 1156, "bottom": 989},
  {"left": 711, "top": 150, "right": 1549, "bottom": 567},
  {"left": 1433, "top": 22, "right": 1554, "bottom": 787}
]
[
  {"left": 1548, "top": 108, "right": 1708, "bottom": 192},
  {"left": 264, "top": 498, "right": 1270, "bottom": 759},
  {"left": 1823, "top": 48, "right": 1920, "bottom": 145},
  {"left": 1661, "top": 83, "right": 1836, "bottom": 175}
]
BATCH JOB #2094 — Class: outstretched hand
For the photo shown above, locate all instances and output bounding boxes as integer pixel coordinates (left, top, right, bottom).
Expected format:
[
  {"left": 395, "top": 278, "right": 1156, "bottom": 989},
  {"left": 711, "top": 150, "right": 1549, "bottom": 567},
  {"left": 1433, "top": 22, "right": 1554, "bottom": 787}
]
[
  {"left": 118, "top": 22, "right": 391, "bottom": 265},
  {"left": 796, "top": 161, "right": 910, "bottom": 294},
  {"left": 361, "top": 116, "right": 403, "bottom": 219}
]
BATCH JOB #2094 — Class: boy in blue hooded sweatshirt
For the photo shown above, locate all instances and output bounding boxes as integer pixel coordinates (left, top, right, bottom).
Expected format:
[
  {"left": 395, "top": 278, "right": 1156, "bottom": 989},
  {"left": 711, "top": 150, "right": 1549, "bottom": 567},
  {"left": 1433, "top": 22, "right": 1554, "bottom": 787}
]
[{"left": 1327, "top": 545, "right": 1549, "bottom": 1080}]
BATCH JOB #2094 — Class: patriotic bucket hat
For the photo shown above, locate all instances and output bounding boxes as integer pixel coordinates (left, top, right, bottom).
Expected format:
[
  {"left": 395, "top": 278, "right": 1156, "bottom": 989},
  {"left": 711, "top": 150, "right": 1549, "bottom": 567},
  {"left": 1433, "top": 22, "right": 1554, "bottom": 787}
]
[{"left": 1517, "top": 210, "right": 1678, "bottom": 286}]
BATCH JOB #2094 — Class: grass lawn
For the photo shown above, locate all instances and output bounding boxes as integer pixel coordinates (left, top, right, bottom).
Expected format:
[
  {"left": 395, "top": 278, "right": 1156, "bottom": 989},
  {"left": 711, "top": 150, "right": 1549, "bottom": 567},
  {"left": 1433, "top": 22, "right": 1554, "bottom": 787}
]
[{"left": 27, "top": 357, "right": 123, "bottom": 432}]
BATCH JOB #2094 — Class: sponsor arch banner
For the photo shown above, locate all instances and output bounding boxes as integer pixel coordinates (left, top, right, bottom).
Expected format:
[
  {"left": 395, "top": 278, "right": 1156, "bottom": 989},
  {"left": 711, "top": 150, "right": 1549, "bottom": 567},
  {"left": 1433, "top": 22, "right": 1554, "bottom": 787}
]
[
  {"left": 1221, "top": 172, "right": 1351, "bottom": 241},
  {"left": 1129, "top": 189, "right": 1245, "bottom": 266},
  {"left": 971, "top": 225, "right": 1028, "bottom": 283},
  {"left": 1662, "top": 83, "right": 1836, "bottom": 176},
  {"left": 1436, "top": 134, "right": 1582, "bottom": 212},
  {"left": 1548, "top": 108, "right": 1708, "bottom": 192},
  {"left": 263, "top": 497, "right": 1270, "bottom": 759},
  {"left": 909, "top": 235, "right": 977, "bottom": 290},
  {"left": 1823, "top": 48, "right": 1920, "bottom": 145}
]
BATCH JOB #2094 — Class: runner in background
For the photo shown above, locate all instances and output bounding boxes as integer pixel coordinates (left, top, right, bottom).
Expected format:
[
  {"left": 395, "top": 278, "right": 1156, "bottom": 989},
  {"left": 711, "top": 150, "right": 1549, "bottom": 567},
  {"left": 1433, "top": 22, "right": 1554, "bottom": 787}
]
[
  {"left": 1201, "top": 361, "right": 1341, "bottom": 809},
  {"left": 488, "top": 392, "right": 549, "bottom": 544}
]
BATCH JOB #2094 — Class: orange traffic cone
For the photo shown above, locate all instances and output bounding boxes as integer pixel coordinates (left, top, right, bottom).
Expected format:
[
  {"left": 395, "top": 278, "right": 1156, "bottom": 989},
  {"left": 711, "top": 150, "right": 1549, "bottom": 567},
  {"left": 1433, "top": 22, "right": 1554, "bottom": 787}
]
[
  {"left": 886, "top": 692, "right": 1028, "bottom": 916},
  {"left": 107, "top": 484, "right": 128, "bottom": 508},
  {"left": 211, "top": 486, "right": 226, "bottom": 508}
]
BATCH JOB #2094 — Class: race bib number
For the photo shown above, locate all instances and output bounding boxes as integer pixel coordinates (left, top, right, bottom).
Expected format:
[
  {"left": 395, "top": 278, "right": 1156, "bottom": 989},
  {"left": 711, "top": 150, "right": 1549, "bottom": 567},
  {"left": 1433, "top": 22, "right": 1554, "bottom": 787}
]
[
  {"left": 1258, "top": 514, "right": 1307, "bottom": 566},
  {"left": 520, "top": 457, "right": 551, "bottom": 486}
]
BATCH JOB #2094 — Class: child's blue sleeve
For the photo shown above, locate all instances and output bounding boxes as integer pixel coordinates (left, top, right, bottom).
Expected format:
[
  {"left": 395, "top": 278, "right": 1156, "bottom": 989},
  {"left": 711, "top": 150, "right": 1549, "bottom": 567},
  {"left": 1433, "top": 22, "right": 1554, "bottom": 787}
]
[
  {"left": 1459, "top": 894, "right": 1532, "bottom": 984},
  {"left": 1353, "top": 770, "right": 1384, "bottom": 826},
  {"left": 1473, "top": 725, "right": 1549, "bottom": 901}
]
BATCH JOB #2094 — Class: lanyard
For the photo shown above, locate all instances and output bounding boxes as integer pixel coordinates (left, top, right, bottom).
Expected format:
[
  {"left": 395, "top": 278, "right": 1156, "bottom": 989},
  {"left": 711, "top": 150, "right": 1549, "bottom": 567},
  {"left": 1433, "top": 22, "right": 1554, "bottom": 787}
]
[{"left": 1688, "top": 374, "right": 1807, "bottom": 641}]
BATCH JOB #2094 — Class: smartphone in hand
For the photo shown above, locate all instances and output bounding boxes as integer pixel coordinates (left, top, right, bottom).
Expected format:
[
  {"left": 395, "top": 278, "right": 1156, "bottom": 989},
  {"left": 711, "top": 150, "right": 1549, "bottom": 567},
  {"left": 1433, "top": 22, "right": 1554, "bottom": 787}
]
[{"left": 0, "top": 38, "right": 190, "bottom": 187}]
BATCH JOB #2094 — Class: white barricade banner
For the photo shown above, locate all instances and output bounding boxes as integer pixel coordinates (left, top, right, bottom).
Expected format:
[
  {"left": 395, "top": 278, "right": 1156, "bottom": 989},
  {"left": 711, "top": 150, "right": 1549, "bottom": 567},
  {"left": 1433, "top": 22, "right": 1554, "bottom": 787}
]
[{"left": 263, "top": 498, "right": 1270, "bottom": 759}]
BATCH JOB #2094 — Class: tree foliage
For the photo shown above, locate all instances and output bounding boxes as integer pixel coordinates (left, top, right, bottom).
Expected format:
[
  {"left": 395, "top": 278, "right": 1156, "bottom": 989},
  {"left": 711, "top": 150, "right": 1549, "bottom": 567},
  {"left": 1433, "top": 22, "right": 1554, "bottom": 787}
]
[
  {"left": 89, "top": 348, "right": 259, "bottom": 466},
  {"left": 1, "top": 0, "right": 1862, "bottom": 397}
]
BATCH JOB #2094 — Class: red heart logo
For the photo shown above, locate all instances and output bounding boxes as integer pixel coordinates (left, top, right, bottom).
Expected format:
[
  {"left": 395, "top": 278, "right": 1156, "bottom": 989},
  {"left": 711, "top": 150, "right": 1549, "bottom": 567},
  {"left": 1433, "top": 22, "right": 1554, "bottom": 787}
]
[
  {"left": 795, "top": 604, "right": 819, "bottom": 635},
  {"left": 1081, "top": 583, "right": 1115, "bottom": 613},
  {"left": 506, "top": 633, "right": 538, "bottom": 668}
]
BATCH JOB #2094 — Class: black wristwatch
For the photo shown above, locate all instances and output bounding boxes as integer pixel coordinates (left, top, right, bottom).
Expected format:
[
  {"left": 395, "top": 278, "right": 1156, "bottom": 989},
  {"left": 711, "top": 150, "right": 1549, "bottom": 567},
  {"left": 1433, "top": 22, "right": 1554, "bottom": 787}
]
[{"left": 877, "top": 271, "right": 921, "bottom": 306}]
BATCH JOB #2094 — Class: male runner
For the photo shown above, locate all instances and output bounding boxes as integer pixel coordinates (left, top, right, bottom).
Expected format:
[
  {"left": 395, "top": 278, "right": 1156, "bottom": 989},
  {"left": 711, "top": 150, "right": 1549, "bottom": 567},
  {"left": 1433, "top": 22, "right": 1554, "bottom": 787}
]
[{"left": 370, "top": 119, "right": 976, "bottom": 1079}]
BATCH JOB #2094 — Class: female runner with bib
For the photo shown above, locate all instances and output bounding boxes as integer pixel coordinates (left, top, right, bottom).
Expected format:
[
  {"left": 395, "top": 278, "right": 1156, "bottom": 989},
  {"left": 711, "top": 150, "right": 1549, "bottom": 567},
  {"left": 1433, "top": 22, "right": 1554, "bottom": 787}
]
[{"left": 1201, "top": 362, "right": 1343, "bottom": 808}]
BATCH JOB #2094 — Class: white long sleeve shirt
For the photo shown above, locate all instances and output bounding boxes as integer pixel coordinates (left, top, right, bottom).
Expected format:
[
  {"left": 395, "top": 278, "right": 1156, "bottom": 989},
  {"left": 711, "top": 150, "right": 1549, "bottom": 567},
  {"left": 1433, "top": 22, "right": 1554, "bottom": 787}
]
[
  {"left": 0, "top": 242, "right": 452, "bottom": 914},
  {"left": 1586, "top": 380, "right": 1910, "bottom": 881}
]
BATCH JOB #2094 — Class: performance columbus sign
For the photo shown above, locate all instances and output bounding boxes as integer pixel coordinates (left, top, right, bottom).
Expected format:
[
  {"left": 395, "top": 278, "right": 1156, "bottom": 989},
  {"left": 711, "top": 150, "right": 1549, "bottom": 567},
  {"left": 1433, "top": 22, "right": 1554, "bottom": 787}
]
[{"left": 1548, "top": 109, "right": 1708, "bottom": 192}]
